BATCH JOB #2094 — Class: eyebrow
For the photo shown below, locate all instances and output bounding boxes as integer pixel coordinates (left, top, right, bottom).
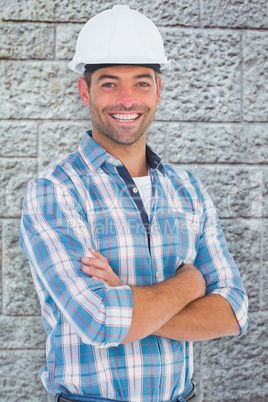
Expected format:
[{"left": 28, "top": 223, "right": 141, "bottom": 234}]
[
  {"left": 96, "top": 75, "right": 119, "bottom": 82},
  {"left": 96, "top": 73, "right": 154, "bottom": 82}
]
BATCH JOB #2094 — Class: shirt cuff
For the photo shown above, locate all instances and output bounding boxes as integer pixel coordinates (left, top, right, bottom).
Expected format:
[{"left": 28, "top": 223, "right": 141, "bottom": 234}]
[
  {"left": 84, "top": 284, "right": 133, "bottom": 348},
  {"left": 210, "top": 287, "right": 249, "bottom": 336}
]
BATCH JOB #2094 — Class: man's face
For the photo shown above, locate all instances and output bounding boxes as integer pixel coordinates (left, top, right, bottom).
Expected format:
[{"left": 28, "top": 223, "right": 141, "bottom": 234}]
[{"left": 79, "top": 65, "right": 161, "bottom": 148}]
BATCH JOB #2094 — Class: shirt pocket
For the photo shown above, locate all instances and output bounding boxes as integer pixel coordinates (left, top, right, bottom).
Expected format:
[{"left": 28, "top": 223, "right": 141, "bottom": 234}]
[{"left": 174, "top": 210, "right": 201, "bottom": 266}]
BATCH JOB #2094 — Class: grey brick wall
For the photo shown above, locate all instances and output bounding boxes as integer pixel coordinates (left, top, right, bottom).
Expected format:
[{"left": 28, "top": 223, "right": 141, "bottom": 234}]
[{"left": 0, "top": 1, "right": 267, "bottom": 401}]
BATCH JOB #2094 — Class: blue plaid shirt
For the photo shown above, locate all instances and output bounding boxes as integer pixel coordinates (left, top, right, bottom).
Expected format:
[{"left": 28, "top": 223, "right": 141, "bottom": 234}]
[{"left": 20, "top": 131, "right": 248, "bottom": 401}]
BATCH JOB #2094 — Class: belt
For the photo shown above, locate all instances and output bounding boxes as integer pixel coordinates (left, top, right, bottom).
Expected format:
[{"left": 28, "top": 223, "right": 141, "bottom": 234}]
[
  {"left": 57, "top": 396, "right": 199, "bottom": 402},
  {"left": 56, "top": 383, "right": 203, "bottom": 402},
  {"left": 170, "top": 382, "right": 203, "bottom": 402}
]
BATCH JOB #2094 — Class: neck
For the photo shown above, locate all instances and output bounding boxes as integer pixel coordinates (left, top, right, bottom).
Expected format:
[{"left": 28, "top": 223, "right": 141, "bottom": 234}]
[
  {"left": 119, "top": 147, "right": 148, "bottom": 177},
  {"left": 92, "top": 130, "right": 148, "bottom": 177}
]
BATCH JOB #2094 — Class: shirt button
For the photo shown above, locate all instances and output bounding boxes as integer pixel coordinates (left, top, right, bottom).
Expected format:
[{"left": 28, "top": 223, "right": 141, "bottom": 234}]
[
  {"left": 165, "top": 358, "right": 169, "bottom": 364},
  {"left": 133, "top": 187, "right": 138, "bottom": 193},
  {"left": 113, "top": 161, "right": 118, "bottom": 166},
  {"left": 156, "top": 272, "right": 160, "bottom": 278}
]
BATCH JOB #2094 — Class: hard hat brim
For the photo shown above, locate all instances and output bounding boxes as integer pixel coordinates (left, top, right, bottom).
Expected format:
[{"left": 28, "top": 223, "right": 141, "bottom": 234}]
[
  {"left": 69, "top": 60, "right": 171, "bottom": 74},
  {"left": 83, "top": 63, "right": 162, "bottom": 73}
]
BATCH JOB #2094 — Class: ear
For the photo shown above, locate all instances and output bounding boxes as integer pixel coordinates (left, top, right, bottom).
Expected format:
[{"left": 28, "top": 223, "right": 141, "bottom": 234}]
[
  {"left": 156, "top": 76, "right": 161, "bottom": 105},
  {"left": 78, "top": 77, "right": 89, "bottom": 105}
]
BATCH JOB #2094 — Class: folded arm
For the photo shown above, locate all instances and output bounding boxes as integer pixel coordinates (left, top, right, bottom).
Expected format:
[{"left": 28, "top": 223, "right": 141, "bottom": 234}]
[
  {"left": 82, "top": 251, "right": 206, "bottom": 343},
  {"left": 81, "top": 255, "right": 240, "bottom": 343},
  {"left": 81, "top": 176, "right": 249, "bottom": 343},
  {"left": 153, "top": 294, "right": 240, "bottom": 341}
]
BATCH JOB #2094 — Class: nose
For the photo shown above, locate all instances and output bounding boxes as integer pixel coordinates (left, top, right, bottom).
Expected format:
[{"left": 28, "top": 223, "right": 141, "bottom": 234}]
[{"left": 116, "top": 85, "right": 137, "bottom": 109}]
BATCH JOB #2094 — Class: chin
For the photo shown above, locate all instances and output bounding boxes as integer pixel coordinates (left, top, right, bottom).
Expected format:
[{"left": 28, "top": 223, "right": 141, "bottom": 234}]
[{"left": 110, "top": 131, "right": 145, "bottom": 146}]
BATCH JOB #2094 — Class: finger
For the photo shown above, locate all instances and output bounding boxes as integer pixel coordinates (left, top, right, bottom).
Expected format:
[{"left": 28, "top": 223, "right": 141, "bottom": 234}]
[
  {"left": 89, "top": 248, "right": 107, "bottom": 261},
  {"left": 81, "top": 265, "right": 91, "bottom": 274},
  {"left": 81, "top": 257, "right": 110, "bottom": 271},
  {"left": 81, "top": 256, "right": 103, "bottom": 268},
  {"left": 90, "top": 275, "right": 110, "bottom": 287},
  {"left": 91, "top": 276, "right": 110, "bottom": 286},
  {"left": 81, "top": 256, "right": 95, "bottom": 265},
  {"left": 81, "top": 265, "right": 109, "bottom": 282}
]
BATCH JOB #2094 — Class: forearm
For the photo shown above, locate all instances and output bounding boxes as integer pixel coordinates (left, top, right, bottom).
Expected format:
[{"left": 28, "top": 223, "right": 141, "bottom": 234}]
[
  {"left": 121, "top": 265, "right": 206, "bottom": 344},
  {"left": 153, "top": 294, "right": 240, "bottom": 341}
]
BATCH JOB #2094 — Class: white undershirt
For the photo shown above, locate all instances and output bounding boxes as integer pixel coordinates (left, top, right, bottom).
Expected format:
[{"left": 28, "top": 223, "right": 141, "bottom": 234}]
[{"left": 132, "top": 175, "right": 152, "bottom": 218}]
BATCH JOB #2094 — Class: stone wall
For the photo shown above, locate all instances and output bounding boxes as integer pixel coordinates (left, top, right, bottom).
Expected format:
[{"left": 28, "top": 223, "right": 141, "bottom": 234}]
[{"left": 0, "top": 1, "right": 267, "bottom": 401}]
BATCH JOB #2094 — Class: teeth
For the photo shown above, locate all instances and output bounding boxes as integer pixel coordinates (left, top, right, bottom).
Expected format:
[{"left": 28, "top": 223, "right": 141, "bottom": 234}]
[{"left": 111, "top": 113, "right": 140, "bottom": 122}]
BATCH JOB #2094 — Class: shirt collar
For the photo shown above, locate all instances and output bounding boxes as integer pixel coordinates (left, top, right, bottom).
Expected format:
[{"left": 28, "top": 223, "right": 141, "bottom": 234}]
[
  {"left": 79, "top": 130, "right": 165, "bottom": 175},
  {"left": 78, "top": 130, "right": 110, "bottom": 171},
  {"left": 146, "top": 145, "right": 165, "bottom": 174}
]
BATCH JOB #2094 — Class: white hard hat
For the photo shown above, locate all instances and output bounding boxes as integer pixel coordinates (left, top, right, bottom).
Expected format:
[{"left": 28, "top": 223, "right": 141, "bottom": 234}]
[{"left": 69, "top": 5, "right": 170, "bottom": 74}]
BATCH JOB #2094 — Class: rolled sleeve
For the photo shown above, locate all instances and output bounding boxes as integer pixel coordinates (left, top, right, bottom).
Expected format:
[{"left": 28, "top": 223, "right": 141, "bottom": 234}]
[
  {"left": 211, "top": 287, "right": 248, "bottom": 336},
  {"left": 194, "top": 180, "right": 249, "bottom": 336},
  {"left": 20, "top": 177, "right": 133, "bottom": 348}
]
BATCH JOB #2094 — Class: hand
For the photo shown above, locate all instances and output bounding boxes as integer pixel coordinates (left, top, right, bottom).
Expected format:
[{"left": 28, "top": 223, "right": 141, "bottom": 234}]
[
  {"left": 81, "top": 248, "right": 122, "bottom": 287},
  {"left": 176, "top": 264, "right": 206, "bottom": 299}
]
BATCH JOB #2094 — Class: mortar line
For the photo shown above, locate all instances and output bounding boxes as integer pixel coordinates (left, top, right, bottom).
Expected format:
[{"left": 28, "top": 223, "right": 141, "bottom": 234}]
[
  {"left": 37, "top": 121, "right": 42, "bottom": 173},
  {"left": 0, "top": 347, "right": 46, "bottom": 351},
  {"left": 1, "top": 220, "right": 3, "bottom": 315},
  {"left": 259, "top": 218, "right": 263, "bottom": 309},
  {"left": 219, "top": 217, "right": 265, "bottom": 220},
  {"left": 2, "top": 19, "right": 268, "bottom": 31},
  {"left": 165, "top": 127, "right": 170, "bottom": 163},
  {"left": 0, "top": 314, "right": 41, "bottom": 318},
  {"left": 0, "top": 156, "right": 37, "bottom": 159},
  {"left": 0, "top": 217, "right": 24, "bottom": 220},
  {"left": 54, "top": 18, "right": 57, "bottom": 61},
  {"left": 240, "top": 31, "right": 244, "bottom": 124},
  {"left": 199, "top": 342, "right": 203, "bottom": 393},
  {"left": 170, "top": 162, "right": 268, "bottom": 167},
  {"left": 2, "top": 117, "right": 268, "bottom": 124},
  {"left": 154, "top": 120, "right": 268, "bottom": 125},
  {"left": 198, "top": 0, "right": 203, "bottom": 29}
]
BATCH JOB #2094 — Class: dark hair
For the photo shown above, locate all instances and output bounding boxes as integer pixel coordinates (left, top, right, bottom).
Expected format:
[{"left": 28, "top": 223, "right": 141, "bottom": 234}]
[
  {"left": 84, "top": 65, "right": 159, "bottom": 91},
  {"left": 84, "top": 70, "right": 93, "bottom": 90}
]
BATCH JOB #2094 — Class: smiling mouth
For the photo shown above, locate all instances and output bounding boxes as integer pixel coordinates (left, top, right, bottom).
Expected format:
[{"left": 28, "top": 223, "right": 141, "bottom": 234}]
[{"left": 110, "top": 113, "right": 141, "bottom": 122}]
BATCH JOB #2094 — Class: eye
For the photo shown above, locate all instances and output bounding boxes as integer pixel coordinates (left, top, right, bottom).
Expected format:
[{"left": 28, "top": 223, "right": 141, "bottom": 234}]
[
  {"left": 102, "top": 82, "right": 115, "bottom": 88},
  {"left": 138, "top": 82, "right": 150, "bottom": 87}
]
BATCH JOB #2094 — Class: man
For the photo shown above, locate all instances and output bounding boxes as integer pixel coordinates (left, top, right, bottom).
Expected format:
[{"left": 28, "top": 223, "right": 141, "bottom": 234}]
[{"left": 20, "top": 5, "right": 248, "bottom": 402}]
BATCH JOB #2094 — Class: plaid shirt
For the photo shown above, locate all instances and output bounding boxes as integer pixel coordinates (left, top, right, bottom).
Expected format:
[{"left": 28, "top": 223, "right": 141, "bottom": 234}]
[{"left": 20, "top": 131, "right": 248, "bottom": 401}]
